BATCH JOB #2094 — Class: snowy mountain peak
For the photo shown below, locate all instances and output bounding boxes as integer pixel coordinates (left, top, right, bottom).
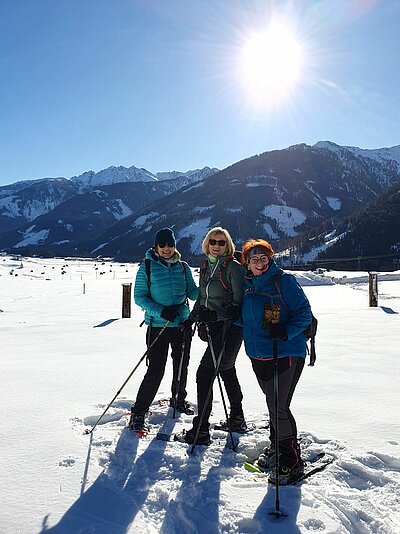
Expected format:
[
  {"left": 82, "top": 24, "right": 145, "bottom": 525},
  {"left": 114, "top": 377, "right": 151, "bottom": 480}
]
[
  {"left": 155, "top": 166, "right": 219, "bottom": 181},
  {"left": 68, "top": 165, "right": 219, "bottom": 193},
  {"left": 314, "top": 140, "right": 400, "bottom": 167},
  {"left": 71, "top": 165, "right": 158, "bottom": 192}
]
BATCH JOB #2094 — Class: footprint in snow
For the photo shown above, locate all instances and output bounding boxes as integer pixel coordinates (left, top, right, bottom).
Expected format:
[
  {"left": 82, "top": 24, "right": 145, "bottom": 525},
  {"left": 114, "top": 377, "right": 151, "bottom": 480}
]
[
  {"left": 303, "top": 518, "right": 326, "bottom": 531},
  {"left": 58, "top": 457, "right": 76, "bottom": 468}
]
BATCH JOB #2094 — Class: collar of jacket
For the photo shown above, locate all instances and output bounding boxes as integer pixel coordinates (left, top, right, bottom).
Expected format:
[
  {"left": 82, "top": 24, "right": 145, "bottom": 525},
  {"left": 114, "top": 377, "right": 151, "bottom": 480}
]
[
  {"left": 207, "top": 252, "right": 228, "bottom": 265},
  {"left": 146, "top": 248, "right": 181, "bottom": 265}
]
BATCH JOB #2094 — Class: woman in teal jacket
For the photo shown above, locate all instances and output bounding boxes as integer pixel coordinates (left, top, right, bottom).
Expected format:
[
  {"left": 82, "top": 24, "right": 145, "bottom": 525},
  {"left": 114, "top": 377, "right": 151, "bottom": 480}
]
[
  {"left": 241, "top": 238, "right": 311, "bottom": 485},
  {"left": 129, "top": 227, "right": 198, "bottom": 434}
]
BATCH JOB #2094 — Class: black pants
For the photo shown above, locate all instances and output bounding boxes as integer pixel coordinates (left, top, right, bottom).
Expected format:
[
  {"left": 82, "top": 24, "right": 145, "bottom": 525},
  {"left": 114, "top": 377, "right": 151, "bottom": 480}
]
[
  {"left": 251, "top": 356, "right": 304, "bottom": 467},
  {"left": 194, "top": 322, "right": 244, "bottom": 430},
  {"left": 133, "top": 326, "right": 191, "bottom": 413}
]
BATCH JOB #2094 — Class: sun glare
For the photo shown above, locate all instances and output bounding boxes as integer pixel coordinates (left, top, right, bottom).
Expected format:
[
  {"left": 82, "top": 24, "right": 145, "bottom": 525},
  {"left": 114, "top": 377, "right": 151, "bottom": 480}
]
[{"left": 239, "top": 22, "right": 303, "bottom": 109}]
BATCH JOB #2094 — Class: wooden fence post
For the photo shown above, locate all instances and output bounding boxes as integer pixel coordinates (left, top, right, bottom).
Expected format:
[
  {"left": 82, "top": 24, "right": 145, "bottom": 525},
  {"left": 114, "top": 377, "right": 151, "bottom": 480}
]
[
  {"left": 122, "top": 283, "right": 132, "bottom": 318},
  {"left": 369, "top": 272, "right": 378, "bottom": 307}
]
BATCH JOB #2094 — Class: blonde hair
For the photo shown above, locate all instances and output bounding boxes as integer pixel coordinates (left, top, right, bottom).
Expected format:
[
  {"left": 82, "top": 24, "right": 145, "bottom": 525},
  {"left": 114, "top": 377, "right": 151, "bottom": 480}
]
[{"left": 202, "top": 227, "right": 235, "bottom": 256}]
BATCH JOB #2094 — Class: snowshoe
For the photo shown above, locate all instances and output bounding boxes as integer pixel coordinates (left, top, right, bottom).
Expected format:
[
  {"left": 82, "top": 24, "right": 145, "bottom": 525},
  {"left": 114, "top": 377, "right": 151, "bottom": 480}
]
[
  {"left": 257, "top": 446, "right": 277, "bottom": 469},
  {"left": 170, "top": 398, "right": 195, "bottom": 415},
  {"left": 268, "top": 461, "right": 305, "bottom": 486},
  {"left": 128, "top": 410, "right": 149, "bottom": 436},
  {"left": 215, "top": 415, "right": 248, "bottom": 433},
  {"left": 183, "top": 426, "right": 211, "bottom": 446}
]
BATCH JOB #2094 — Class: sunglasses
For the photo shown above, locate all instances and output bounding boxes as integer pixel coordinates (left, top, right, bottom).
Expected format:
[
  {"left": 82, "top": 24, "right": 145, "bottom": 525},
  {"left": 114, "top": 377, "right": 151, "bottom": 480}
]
[
  {"left": 249, "top": 256, "right": 269, "bottom": 265},
  {"left": 157, "top": 242, "right": 175, "bottom": 248},
  {"left": 209, "top": 239, "right": 226, "bottom": 246}
]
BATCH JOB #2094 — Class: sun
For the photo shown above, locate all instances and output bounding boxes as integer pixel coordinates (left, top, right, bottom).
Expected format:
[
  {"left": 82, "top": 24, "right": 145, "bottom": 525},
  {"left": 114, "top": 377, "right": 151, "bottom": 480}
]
[{"left": 239, "top": 22, "right": 304, "bottom": 108}]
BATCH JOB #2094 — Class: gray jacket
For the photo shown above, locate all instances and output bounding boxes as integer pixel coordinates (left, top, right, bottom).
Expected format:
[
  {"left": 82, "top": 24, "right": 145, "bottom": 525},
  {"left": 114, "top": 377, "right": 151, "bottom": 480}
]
[{"left": 190, "top": 256, "right": 246, "bottom": 321}]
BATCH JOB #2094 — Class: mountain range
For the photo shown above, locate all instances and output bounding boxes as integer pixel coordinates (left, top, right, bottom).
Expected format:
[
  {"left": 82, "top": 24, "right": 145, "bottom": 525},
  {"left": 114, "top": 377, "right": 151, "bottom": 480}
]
[{"left": 0, "top": 142, "right": 399, "bottom": 270}]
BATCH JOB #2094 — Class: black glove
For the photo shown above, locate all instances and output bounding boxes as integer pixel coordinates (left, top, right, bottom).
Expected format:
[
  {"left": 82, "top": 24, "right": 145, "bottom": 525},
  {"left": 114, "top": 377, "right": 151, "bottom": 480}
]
[
  {"left": 268, "top": 323, "right": 288, "bottom": 340},
  {"left": 198, "top": 307, "right": 218, "bottom": 323},
  {"left": 197, "top": 322, "right": 209, "bottom": 342},
  {"left": 161, "top": 306, "right": 180, "bottom": 322},
  {"left": 179, "top": 319, "right": 193, "bottom": 336},
  {"left": 226, "top": 304, "right": 240, "bottom": 322}
]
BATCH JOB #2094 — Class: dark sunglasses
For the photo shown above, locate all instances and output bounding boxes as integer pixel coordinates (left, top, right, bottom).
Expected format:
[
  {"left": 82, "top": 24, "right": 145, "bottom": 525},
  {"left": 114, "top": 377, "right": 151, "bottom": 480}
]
[
  {"left": 157, "top": 242, "right": 175, "bottom": 248},
  {"left": 209, "top": 239, "right": 226, "bottom": 246}
]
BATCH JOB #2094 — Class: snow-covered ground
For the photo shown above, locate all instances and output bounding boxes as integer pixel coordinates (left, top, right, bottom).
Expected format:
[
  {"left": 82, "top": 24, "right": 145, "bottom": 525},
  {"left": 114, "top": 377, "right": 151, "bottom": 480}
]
[{"left": 1, "top": 254, "right": 399, "bottom": 534}]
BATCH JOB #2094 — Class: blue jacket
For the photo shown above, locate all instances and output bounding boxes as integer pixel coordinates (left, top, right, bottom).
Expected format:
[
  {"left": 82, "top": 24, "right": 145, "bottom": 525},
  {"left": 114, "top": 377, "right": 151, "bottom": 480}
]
[
  {"left": 134, "top": 249, "right": 198, "bottom": 327},
  {"left": 241, "top": 260, "right": 311, "bottom": 359}
]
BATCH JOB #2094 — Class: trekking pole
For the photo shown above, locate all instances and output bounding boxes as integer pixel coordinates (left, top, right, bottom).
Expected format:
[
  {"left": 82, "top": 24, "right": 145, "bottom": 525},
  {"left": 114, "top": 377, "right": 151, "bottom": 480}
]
[
  {"left": 172, "top": 327, "right": 190, "bottom": 419},
  {"left": 190, "top": 322, "right": 228, "bottom": 454},
  {"left": 268, "top": 333, "right": 288, "bottom": 519},
  {"left": 205, "top": 323, "right": 236, "bottom": 451},
  {"left": 84, "top": 321, "right": 170, "bottom": 435}
]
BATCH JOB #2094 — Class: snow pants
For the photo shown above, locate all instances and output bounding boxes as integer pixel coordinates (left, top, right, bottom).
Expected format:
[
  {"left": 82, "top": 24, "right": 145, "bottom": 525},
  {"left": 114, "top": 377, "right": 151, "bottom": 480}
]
[
  {"left": 133, "top": 326, "right": 191, "bottom": 413},
  {"left": 251, "top": 356, "right": 305, "bottom": 467},
  {"left": 194, "top": 322, "right": 244, "bottom": 430}
]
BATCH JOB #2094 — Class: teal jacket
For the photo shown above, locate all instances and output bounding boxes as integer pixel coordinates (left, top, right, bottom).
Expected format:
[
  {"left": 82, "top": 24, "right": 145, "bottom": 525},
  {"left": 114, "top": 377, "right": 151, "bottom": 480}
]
[{"left": 134, "top": 249, "right": 198, "bottom": 327}]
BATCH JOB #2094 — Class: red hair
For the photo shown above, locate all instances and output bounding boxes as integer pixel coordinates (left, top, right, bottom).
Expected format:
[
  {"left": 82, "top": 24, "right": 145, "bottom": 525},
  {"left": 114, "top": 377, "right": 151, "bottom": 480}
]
[{"left": 241, "top": 239, "right": 274, "bottom": 265}]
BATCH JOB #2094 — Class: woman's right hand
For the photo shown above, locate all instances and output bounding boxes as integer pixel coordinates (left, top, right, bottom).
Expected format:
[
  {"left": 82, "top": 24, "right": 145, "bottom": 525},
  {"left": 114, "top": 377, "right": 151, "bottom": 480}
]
[{"left": 161, "top": 306, "right": 180, "bottom": 322}]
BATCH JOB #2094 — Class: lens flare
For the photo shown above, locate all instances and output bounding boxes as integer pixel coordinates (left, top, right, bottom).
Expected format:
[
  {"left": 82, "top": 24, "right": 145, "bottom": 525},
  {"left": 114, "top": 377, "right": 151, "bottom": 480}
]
[{"left": 239, "top": 22, "right": 304, "bottom": 109}]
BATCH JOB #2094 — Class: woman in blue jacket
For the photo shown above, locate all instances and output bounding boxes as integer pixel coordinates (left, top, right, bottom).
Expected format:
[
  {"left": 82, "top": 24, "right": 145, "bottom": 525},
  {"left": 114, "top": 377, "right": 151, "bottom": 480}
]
[
  {"left": 240, "top": 238, "right": 312, "bottom": 484},
  {"left": 129, "top": 227, "right": 198, "bottom": 434}
]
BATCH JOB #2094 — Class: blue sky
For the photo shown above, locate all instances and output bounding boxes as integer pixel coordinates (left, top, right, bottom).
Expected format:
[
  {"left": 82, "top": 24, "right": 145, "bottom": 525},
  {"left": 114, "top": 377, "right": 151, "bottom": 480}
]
[{"left": 1, "top": 0, "right": 400, "bottom": 186}]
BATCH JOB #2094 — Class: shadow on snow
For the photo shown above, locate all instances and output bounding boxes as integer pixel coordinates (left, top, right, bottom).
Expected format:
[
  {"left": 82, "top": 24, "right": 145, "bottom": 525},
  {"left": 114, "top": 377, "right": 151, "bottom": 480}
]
[{"left": 39, "top": 424, "right": 302, "bottom": 533}]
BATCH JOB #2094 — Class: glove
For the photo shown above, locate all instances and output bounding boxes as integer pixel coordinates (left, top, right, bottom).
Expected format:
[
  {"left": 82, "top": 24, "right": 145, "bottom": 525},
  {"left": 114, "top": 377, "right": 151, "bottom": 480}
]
[
  {"left": 197, "top": 322, "right": 209, "bottom": 342},
  {"left": 161, "top": 306, "right": 180, "bottom": 322},
  {"left": 268, "top": 323, "right": 287, "bottom": 340},
  {"left": 198, "top": 307, "right": 218, "bottom": 323},
  {"left": 226, "top": 304, "right": 240, "bottom": 322},
  {"left": 179, "top": 319, "right": 193, "bottom": 336}
]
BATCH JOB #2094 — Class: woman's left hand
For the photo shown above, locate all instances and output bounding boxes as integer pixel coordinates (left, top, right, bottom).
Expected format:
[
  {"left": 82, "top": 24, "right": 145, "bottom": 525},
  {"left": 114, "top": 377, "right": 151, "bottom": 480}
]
[{"left": 268, "top": 323, "right": 288, "bottom": 340}]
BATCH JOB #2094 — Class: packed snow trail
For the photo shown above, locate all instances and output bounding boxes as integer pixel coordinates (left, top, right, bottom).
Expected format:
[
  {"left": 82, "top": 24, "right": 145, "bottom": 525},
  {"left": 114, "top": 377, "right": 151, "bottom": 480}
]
[{"left": 41, "top": 400, "right": 400, "bottom": 533}]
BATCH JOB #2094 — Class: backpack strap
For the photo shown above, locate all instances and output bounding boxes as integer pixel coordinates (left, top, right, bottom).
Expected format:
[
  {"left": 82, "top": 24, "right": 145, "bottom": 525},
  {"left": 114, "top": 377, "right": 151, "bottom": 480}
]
[
  {"left": 145, "top": 258, "right": 151, "bottom": 289},
  {"left": 271, "top": 273, "right": 290, "bottom": 312},
  {"left": 219, "top": 255, "right": 234, "bottom": 291},
  {"left": 200, "top": 258, "right": 208, "bottom": 283},
  {"left": 200, "top": 256, "right": 234, "bottom": 292},
  {"left": 309, "top": 335, "right": 316, "bottom": 367}
]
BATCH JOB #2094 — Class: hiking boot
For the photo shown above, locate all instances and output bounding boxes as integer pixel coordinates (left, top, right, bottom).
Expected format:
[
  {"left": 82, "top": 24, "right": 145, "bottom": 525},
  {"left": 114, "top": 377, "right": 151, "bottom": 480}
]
[
  {"left": 184, "top": 425, "right": 211, "bottom": 446},
  {"left": 218, "top": 415, "right": 247, "bottom": 433},
  {"left": 128, "top": 410, "right": 147, "bottom": 433},
  {"left": 268, "top": 462, "right": 305, "bottom": 486},
  {"left": 170, "top": 398, "right": 195, "bottom": 415},
  {"left": 257, "top": 446, "right": 277, "bottom": 469}
]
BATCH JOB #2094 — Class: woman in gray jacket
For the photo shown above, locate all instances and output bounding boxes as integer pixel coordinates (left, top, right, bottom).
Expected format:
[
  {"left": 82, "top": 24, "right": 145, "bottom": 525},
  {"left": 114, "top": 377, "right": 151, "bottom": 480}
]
[{"left": 181, "top": 227, "right": 247, "bottom": 445}]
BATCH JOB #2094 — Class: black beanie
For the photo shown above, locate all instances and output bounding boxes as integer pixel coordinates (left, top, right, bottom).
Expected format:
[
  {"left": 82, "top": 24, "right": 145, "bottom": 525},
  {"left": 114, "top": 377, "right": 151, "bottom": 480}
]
[{"left": 154, "top": 227, "right": 176, "bottom": 246}]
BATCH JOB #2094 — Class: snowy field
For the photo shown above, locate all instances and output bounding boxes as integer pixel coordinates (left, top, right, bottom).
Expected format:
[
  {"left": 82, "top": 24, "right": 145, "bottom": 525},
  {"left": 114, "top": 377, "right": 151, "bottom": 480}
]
[{"left": 1, "top": 254, "right": 400, "bottom": 534}]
